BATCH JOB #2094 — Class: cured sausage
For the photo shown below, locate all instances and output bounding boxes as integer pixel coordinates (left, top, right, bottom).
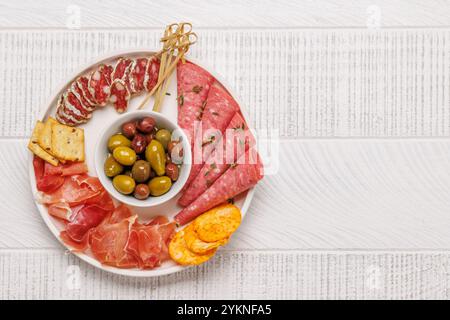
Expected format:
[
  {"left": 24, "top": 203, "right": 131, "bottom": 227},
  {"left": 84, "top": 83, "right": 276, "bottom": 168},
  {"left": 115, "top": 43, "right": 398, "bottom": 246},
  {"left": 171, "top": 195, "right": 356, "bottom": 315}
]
[
  {"left": 183, "top": 81, "right": 240, "bottom": 191},
  {"left": 56, "top": 95, "right": 85, "bottom": 125},
  {"left": 112, "top": 57, "right": 133, "bottom": 81},
  {"left": 178, "top": 112, "right": 254, "bottom": 207},
  {"left": 144, "top": 56, "right": 160, "bottom": 92},
  {"left": 71, "top": 81, "right": 95, "bottom": 113},
  {"left": 174, "top": 148, "right": 264, "bottom": 225},
  {"left": 176, "top": 60, "right": 214, "bottom": 144},
  {"left": 88, "top": 64, "right": 113, "bottom": 106},
  {"left": 63, "top": 91, "right": 92, "bottom": 121},
  {"left": 75, "top": 76, "right": 97, "bottom": 111},
  {"left": 109, "top": 79, "right": 131, "bottom": 113},
  {"left": 130, "top": 57, "right": 148, "bottom": 94},
  {"left": 56, "top": 56, "right": 160, "bottom": 126}
]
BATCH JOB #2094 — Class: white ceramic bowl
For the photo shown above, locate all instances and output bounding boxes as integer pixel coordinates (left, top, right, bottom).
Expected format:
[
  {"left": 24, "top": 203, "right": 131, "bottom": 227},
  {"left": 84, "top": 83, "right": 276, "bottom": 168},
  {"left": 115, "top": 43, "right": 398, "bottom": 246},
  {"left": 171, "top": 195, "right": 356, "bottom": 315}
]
[{"left": 94, "top": 110, "right": 192, "bottom": 208}]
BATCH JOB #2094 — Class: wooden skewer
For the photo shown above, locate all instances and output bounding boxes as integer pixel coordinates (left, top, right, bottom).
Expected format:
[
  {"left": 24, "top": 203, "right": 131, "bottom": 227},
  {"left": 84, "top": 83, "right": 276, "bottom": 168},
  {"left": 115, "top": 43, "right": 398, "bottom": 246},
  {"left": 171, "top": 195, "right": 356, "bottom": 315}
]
[
  {"left": 137, "top": 22, "right": 196, "bottom": 111},
  {"left": 137, "top": 53, "right": 184, "bottom": 110}
]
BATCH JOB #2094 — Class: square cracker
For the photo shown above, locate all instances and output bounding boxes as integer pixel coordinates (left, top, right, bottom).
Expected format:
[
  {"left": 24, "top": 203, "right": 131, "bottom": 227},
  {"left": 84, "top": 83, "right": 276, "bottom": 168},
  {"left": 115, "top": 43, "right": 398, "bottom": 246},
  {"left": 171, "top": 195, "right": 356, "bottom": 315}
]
[
  {"left": 28, "top": 121, "right": 59, "bottom": 166},
  {"left": 38, "top": 117, "right": 57, "bottom": 154},
  {"left": 51, "top": 123, "right": 85, "bottom": 162}
]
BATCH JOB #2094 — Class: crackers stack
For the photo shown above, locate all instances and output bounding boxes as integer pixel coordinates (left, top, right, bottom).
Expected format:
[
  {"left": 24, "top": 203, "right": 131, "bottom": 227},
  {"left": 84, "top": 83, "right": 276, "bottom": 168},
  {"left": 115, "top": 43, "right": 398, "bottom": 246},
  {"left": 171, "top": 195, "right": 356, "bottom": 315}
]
[{"left": 28, "top": 117, "right": 85, "bottom": 166}]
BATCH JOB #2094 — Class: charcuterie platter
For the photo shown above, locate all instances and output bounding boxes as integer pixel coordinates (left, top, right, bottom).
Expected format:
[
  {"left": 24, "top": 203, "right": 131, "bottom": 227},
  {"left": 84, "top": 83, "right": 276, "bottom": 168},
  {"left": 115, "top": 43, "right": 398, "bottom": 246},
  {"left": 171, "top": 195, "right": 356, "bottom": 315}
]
[{"left": 28, "top": 23, "right": 264, "bottom": 277}]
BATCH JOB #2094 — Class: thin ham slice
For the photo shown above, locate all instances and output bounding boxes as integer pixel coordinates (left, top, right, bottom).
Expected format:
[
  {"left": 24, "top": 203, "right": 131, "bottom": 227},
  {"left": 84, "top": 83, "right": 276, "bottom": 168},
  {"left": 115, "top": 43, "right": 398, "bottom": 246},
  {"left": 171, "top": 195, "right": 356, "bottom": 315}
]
[
  {"left": 184, "top": 81, "right": 240, "bottom": 191},
  {"left": 175, "top": 148, "right": 264, "bottom": 225},
  {"left": 38, "top": 175, "right": 102, "bottom": 206},
  {"left": 48, "top": 202, "right": 73, "bottom": 221},
  {"left": 65, "top": 202, "right": 112, "bottom": 242},
  {"left": 33, "top": 156, "right": 64, "bottom": 193},
  {"left": 90, "top": 215, "right": 139, "bottom": 268},
  {"left": 125, "top": 221, "right": 175, "bottom": 269},
  {"left": 60, "top": 229, "right": 92, "bottom": 252},
  {"left": 177, "top": 61, "right": 214, "bottom": 144},
  {"left": 108, "top": 204, "right": 133, "bottom": 224},
  {"left": 43, "top": 161, "right": 88, "bottom": 177},
  {"left": 179, "top": 112, "right": 254, "bottom": 207}
]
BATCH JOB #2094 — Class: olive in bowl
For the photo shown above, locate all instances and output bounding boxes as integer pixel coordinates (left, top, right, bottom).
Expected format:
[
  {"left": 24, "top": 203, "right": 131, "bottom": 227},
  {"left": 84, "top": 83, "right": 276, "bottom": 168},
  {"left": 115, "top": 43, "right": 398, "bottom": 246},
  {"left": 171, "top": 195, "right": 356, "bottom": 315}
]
[{"left": 94, "top": 110, "right": 192, "bottom": 208}]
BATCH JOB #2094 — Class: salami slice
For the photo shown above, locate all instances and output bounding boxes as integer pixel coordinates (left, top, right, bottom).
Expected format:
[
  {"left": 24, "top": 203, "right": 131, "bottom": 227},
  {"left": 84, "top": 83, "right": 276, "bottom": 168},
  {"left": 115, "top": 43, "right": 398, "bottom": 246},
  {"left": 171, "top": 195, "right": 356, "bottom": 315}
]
[
  {"left": 112, "top": 57, "right": 133, "bottom": 81},
  {"left": 177, "top": 60, "right": 214, "bottom": 144},
  {"left": 174, "top": 148, "right": 264, "bottom": 225},
  {"left": 63, "top": 91, "right": 91, "bottom": 121},
  {"left": 129, "top": 57, "right": 148, "bottom": 94},
  {"left": 144, "top": 56, "right": 160, "bottom": 92},
  {"left": 69, "top": 85, "right": 94, "bottom": 117},
  {"left": 112, "top": 57, "right": 134, "bottom": 92},
  {"left": 178, "top": 112, "right": 254, "bottom": 207},
  {"left": 76, "top": 76, "right": 97, "bottom": 110},
  {"left": 88, "top": 64, "right": 112, "bottom": 106},
  {"left": 184, "top": 81, "right": 240, "bottom": 190},
  {"left": 57, "top": 105, "right": 84, "bottom": 126},
  {"left": 71, "top": 83, "right": 94, "bottom": 114},
  {"left": 56, "top": 96, "right": 77, "bottom": 126},
  {"left": 109, "top": 79, "right": 131, "bottom": 113}
]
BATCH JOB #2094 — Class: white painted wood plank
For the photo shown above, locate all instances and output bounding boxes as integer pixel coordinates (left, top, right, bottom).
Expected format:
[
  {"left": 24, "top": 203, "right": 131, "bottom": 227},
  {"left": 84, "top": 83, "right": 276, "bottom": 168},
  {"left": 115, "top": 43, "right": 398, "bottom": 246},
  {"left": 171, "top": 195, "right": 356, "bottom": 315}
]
[
  {"left": 0, "top": 29, "right": 449, "bottom": 138},
  {"left": 1, "top": 0, "right": 449, "bottom": 28},
  {"left": 4, "top": 139, "right": 450, "bottom": 250},
  {"left": 1, "top": 249, "right": 448, "bottom": 299}
]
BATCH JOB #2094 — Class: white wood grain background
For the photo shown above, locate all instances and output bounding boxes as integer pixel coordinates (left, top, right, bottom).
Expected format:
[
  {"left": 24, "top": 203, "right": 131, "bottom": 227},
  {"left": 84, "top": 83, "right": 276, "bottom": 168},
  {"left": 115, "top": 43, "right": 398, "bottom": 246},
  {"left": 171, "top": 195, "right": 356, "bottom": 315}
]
[{"left": 1, "top": 0, "right": 450, "bottom": 299}]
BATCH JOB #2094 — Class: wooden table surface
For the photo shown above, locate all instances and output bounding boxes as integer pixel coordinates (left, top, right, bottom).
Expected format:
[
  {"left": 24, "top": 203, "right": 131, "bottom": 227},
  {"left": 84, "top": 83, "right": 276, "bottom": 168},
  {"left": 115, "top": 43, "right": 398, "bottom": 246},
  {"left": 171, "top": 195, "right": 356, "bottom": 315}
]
[{"left": 1, "top": 0, "right": 450, "bottom": 299}]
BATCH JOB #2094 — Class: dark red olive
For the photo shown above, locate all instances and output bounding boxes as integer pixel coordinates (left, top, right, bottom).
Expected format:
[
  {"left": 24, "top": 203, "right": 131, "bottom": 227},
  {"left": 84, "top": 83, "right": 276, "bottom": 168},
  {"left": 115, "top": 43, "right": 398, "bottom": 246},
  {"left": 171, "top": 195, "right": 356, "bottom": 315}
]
[
  {"left": 122, "top": 121, "right": 137, "bottom": 139},
  {"left": 148, "top": 168, "right": 156, "bottom": 179},
  {"left": 166, "top": 163, "right": 179, "bottom": 181},
  {"left": 131, "top": 134, "right": 148, "bottom": 154},
  {"left": 134, "top": 184, "right": 150, "bottom": 200},
  {"left": 144, "top": 132, "right": 154, "bottom": 144},
  {"left": 137, "top": 117, "right": 156, "bottom": 133}
]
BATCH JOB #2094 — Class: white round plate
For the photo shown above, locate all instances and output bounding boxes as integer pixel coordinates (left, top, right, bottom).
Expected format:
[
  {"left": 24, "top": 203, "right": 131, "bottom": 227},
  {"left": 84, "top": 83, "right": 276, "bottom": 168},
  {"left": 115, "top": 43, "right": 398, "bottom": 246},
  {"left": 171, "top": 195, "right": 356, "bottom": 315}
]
[{"left": 28, "top": 49, "right": 256, "bottom": 277}]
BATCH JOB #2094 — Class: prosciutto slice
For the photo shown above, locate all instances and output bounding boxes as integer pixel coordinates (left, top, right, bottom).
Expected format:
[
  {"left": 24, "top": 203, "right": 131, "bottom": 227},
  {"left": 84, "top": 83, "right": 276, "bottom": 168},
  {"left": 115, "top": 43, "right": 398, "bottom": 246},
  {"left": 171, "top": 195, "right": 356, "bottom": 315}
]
[
  {"left": 43, "top": 161, "right": 88, "bottom": 177},
  {"left": 177, "top": 61, "right": 214, "bottom": 144},
  {"left": 178, "top": 112, "right": 254, "bottom": 207},
  {"left": 175, "top": 148, "right": 264, "bottom": 225},
  {"left": 33, "top": 156, "right": 64, "bottom": 193},
  {"left": 65, "top": 201, "right": 112, "bottom": 242},
  {"left": 90, "top": 215, "right": 139, "bottom": 268},
  {"left": 38, "top": 174, "right": 102, "bottom": 206},
  {"left": 126, "top": 220, "right": 175, "bottom": 269}
]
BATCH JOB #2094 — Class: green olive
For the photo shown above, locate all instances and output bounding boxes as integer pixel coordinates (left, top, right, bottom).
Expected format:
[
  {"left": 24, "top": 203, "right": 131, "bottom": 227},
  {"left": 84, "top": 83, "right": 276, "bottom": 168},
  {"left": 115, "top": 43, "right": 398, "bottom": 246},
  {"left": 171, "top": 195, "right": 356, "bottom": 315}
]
[
  {"left": 108, "top": 134, "right": 131, "bottom": 152},
  {"left": 104, "top": 155, "right": 123, "bottom": 177},
  {"left": 155, "top": 129, "right": 172, "bottom": 150},
  {"left": 113, "top": 146, "right": 137, "bottom": 166},
  {"left": 131, "top": 160, "right": 151, "bottom": 183},
  {"left": 148, "top": 176, "right": 172, "bottom": 196},
  {"left": 145, "top": 139, "right": 166, "bottom": 176},
  {"left": 112, "top": 175, "right": 136, "bottom": 195}
]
